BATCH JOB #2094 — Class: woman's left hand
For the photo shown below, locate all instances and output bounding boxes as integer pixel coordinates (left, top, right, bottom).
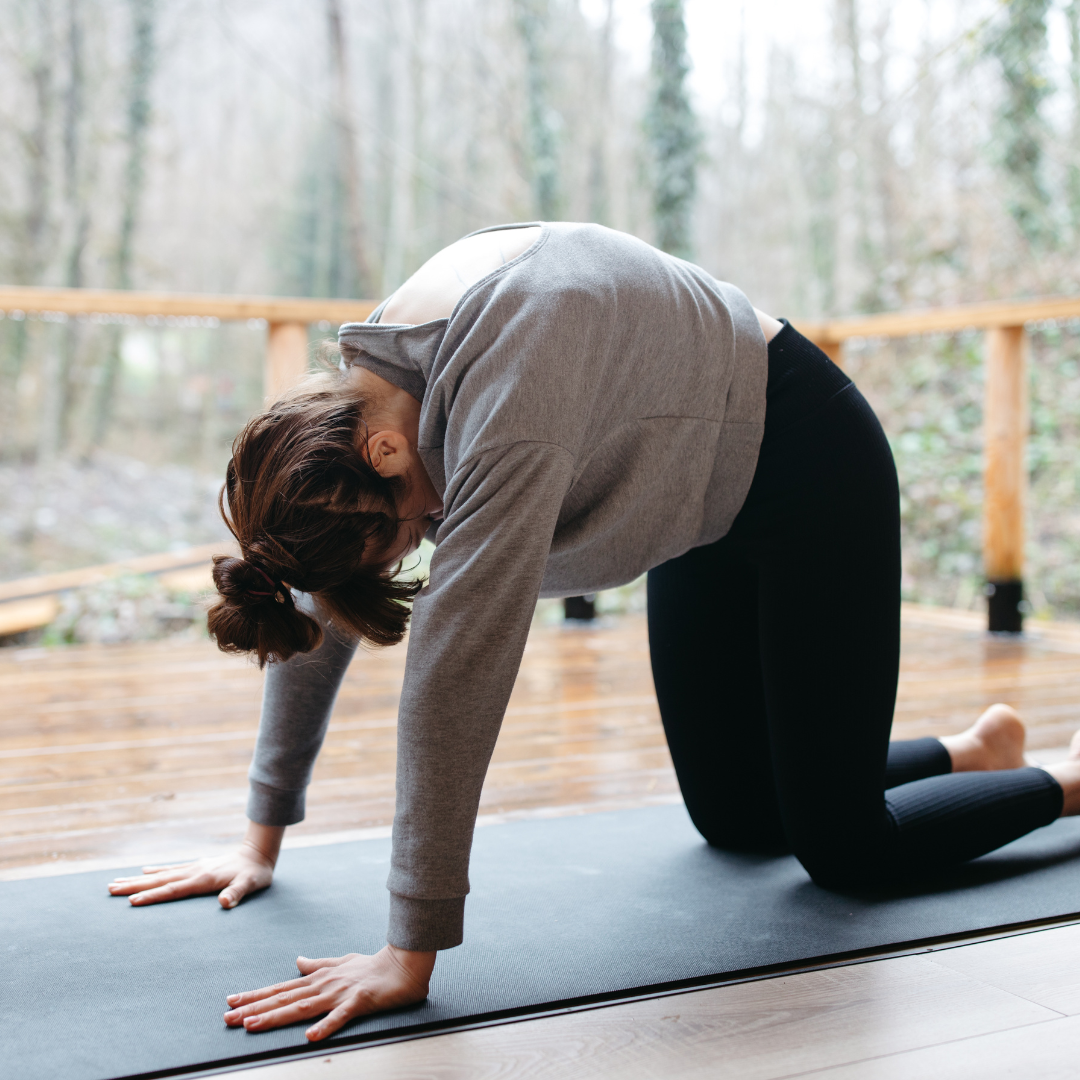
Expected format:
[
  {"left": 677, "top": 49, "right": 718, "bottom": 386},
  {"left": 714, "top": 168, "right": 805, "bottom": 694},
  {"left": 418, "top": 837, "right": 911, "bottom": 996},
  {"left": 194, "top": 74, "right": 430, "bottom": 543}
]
[{"left": 223, "top": 945, "right": 437, "bottom": 1041}]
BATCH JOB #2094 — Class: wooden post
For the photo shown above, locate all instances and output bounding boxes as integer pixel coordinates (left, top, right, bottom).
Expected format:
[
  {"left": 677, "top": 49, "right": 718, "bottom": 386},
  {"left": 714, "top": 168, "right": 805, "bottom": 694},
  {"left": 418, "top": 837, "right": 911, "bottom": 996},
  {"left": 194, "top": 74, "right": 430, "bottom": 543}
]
[
  {"left": 564, "top": 595, "right": 597, "bottom": 622},
  {"left": 983, "top": 325, "right": 1028, "bottom": 633},
  {"left": 265, "top": 321, "right": 310, "bottom": 400}
]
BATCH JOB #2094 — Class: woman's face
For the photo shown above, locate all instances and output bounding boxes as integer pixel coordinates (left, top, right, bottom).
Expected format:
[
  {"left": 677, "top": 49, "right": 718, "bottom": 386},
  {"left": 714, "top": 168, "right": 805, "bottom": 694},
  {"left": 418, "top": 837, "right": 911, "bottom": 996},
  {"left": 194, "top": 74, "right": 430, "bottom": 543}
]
[
  {"left": 354, "top": 388, "right": 443, "bottom": 571},
  {"left": 370, "top": 453, "right": 443, "bottom": 571}
]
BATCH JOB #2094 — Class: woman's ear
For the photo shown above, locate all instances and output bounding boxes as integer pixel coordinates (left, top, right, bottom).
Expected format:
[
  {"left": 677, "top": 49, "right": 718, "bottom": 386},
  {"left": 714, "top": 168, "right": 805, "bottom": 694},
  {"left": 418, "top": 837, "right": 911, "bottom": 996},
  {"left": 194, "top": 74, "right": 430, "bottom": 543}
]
[{"left": 364, "top": 430, "right": 411, "bottom": 477}]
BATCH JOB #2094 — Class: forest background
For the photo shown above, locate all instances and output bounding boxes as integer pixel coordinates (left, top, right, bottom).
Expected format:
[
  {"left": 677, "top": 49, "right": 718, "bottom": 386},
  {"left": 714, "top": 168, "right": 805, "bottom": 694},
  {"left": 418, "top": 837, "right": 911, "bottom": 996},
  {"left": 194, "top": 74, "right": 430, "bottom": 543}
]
[{"left": 2, "top": 0, "right": 1080, "bottom": 644}]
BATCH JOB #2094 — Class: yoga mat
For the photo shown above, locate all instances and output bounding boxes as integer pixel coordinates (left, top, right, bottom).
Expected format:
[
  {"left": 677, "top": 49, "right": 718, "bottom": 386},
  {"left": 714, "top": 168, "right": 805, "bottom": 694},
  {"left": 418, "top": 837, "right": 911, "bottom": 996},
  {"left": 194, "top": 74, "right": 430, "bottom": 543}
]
[{"left": 7, "top": 804, "right": 1080, "bottom": 1080}]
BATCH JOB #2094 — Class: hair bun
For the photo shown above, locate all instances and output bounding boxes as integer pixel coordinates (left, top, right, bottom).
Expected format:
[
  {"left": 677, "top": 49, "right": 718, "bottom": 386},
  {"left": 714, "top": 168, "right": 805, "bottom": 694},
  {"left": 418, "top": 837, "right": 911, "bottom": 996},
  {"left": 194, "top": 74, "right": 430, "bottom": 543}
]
[
  {"left": 208, "top": 554, "right": 321, "bottom": 665},
  {"left": 212, "top": 556, "right": 285, "bottom": 603}
]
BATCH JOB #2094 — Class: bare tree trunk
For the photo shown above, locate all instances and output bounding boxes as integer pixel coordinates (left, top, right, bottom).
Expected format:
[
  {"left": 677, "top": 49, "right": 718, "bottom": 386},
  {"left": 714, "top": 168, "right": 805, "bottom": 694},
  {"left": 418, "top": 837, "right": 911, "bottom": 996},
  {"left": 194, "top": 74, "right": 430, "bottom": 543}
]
[
  {"left": 91, "top": 0, "right": 156, "bottom": 449},
  {"left": 646, "top": 0, "right": 698, "bottom": 258},
  {"left": 866, "top": 6, "right": 897, "bottom": 307},
  {"left": 37, "top": 324, "right": 64, "bottom": 465},
  {"left": 24, "top": 0, "right": 57, "bottom": 466},
  {"left": 985, "top": 0, "right": 1052, "bottom": 245},
  {"left": 833, "top": 0, "right": 874, "bottom": 311},
  {"left": 63, "top": 0, "right": 89, "bottom": 292},
  {"left": 58, "top": 0, "right": 90, "bottom": 453},
  {"left": 409, "top": 0, "right": 428, "bottom": 264},
  {"left": 723, "top": 4, "right": 748, "bottom": 262},
  {"left": 21, "top": 0, "right": 53, "bottom": 287},
  {"left": 115, "top": 0, "right": 154, "bottom": 293},
  {"left": 587, "top": 0, "right": 614, "bottom": 225},
  {"left": 514, "top": 0, "right": 561, "bottom": 219},
  {"left": 1067, "top": 1, "right": 1080, "bottom": 233},
  {"left": 327, "top": 0, "right": 374, "bottom": 297},
  {"left": 735, "top": 2, "right": 748, "bottom": 139},
  {"left": 381, "top": 0, "right": 416, "bottom": 295}
]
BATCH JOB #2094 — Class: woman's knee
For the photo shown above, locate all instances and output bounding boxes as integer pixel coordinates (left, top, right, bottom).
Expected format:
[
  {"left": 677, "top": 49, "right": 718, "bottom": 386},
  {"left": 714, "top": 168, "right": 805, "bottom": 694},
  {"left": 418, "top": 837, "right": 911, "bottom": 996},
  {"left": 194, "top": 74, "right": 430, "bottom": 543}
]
[
  {"left": 788, "top": 820, "right": 893, "bottom": 890},
  {"left": 690, "top": 803, "right": 788, "bottom": 854}
]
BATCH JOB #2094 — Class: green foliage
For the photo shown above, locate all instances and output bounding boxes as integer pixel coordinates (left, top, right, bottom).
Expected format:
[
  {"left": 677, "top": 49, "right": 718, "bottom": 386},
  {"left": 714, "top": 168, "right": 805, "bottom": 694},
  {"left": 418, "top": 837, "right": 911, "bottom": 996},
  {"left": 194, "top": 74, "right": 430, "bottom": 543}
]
[
  {"left": 848, "top": 326, "right": 1080, "bottom": 619},
  {"left": 40, "top": 573, "right": 207, "bottom": 646},
  {"left": 985, "top": 0, "right": 1053, "bottom": 243},
  {"left": 878, "top": 337, "right": 986, "bottom": 610},
  {"left": 1025, "top": 323, "right": 1080, "bottom": 616},
  {"left": 646, "top": 0, "right": 699, "bottom": 258},
  {"left": 92, "top": 0, "right": 158, "bottom": 448},
  {"left": 276, "top": 124, "right": 357, "bottom": 299}
]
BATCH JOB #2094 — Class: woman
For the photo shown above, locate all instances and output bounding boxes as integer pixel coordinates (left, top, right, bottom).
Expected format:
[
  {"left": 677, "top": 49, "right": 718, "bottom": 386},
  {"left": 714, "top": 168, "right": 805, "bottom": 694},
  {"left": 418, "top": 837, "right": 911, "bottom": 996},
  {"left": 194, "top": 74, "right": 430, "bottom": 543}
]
[{"left": 108, "top": 222, "right": 1080, "bottom": 1042}]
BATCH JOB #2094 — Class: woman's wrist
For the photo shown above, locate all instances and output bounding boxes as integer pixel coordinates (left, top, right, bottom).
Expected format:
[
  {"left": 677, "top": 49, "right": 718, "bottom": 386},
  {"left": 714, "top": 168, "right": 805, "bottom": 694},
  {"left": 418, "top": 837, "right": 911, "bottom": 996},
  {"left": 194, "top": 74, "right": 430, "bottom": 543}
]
[
  {"left": 242, "top": 820, "right": 286, "bottom": 867},
  {"left": 386, "top": 943, "right": 437, "bottom": 983}
]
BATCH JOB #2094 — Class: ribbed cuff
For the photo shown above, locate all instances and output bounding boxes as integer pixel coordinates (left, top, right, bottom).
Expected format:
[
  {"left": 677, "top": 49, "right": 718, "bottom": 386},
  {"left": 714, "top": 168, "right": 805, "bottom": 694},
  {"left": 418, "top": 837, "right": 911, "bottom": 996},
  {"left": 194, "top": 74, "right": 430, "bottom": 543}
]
[
  {"left": 246, "top": 779, "right": 306, "bottom": 826},
  {"left": 885, "top": 737, "right": 953, "bottom": 789},
  {"left": 387, "top": 893, "right": 466, "bottom": 951},
  {"left": 1033, "top": 765, "right": 1066, "bottom": 823}
]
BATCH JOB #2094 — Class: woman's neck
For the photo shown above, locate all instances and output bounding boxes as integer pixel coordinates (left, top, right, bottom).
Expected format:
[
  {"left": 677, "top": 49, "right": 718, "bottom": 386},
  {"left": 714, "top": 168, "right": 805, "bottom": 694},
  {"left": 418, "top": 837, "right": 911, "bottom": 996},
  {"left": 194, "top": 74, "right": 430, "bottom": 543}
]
[{"left": 346, "top": 366, "right": 421, "bottom": 444}]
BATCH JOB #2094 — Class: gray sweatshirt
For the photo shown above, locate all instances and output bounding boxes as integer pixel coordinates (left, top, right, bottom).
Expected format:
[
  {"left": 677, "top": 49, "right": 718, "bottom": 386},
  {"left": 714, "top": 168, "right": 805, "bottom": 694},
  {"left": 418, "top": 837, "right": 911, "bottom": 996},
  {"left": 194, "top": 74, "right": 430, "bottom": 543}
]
[{"left": 246, "top": 223, "right": 767, "bottom": 950}]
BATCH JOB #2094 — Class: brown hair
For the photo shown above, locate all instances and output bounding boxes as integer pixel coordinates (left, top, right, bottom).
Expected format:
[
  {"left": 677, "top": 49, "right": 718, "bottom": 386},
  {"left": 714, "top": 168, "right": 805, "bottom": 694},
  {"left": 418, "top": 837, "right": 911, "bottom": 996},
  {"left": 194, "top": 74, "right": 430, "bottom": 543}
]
[{"left": 207, "top": 371, "right": 422, "bottom": 667}]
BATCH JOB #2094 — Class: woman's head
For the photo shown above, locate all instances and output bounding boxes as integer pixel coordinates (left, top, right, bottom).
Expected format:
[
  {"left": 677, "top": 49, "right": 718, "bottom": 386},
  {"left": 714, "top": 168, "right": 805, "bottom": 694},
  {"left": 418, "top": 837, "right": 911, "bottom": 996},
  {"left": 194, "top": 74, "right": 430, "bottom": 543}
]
[{"left": 207, "top": 369, "right": 428, "bottom": 667}]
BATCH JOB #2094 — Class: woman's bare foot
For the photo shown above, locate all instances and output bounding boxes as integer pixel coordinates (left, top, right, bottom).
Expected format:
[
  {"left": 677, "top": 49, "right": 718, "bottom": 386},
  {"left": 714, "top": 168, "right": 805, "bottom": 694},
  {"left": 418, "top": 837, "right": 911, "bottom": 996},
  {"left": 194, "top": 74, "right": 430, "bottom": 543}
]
[
  {"left": 939, "top": 704, "right": 1027, "bottom": 773},
  {"left": 1046, "top": 730, "right": 1080, "bottom": 816}
]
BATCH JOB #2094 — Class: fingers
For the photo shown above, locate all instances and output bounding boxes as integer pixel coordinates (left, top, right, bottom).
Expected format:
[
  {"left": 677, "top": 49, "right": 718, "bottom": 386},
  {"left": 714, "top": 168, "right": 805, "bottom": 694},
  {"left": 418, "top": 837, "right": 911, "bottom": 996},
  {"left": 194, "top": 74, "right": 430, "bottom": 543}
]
[
  {"left": 218, "top": 871, "right": 256, "bottom": 910},
  {"left": 224, "top": 951, "right": 427, "bottom": 1039},
  {"left": 226, "top": 991, "right": 363, "bottom": 1038},
  {"left": 110, "top": 863, "right": 192, "bottom": 883},
  {"left": 108, "top": 868, "right": 192, "bottom": 897},
  {"left": 239, "top": 996, "right": 328, "bottom": 1033},
  {"left": 125, "top": 881, "right": 193, "bottom": 906},
  {"left": 225, "top": 986, "right": 324, "bottom": 1030},
  {"left": 123, "top": 874, "right": 217, "bottom": 906},
  {"left": 296, "top": 955, "right": 351, "bottom": 974},
  {"left": 219, "top": 861, "right": 276, "bottom": 908},
  {"left": 226, "top": 976, "right": 312, "bottom": 1010},
  {"left": 307, "top": 1003, "right": 355, "bottom": 1042}
]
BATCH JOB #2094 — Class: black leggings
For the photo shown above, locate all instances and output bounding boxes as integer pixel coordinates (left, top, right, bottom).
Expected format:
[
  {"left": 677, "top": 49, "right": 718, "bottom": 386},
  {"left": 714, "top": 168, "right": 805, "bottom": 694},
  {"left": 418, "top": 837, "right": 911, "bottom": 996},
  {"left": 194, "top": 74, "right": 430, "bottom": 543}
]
[{"left": 647, "top": 323, "right": 1063, "bottom": 888}]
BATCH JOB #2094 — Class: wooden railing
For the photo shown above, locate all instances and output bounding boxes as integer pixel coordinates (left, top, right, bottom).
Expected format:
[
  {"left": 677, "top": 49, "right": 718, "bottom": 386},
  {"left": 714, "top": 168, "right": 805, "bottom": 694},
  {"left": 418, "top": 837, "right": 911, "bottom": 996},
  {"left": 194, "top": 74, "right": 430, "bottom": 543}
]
[
  {"left": 800, "top": 296, "right": 1080, "bottom": 632},
  {"left": 0, "top": 542, "right": 238, "bottom": 637},
  {"left": 0, "top": 285, "right": 376, "bottom": 399},
  {"left": 3, "top": 285, "right": 1080, "bottom": 633}
]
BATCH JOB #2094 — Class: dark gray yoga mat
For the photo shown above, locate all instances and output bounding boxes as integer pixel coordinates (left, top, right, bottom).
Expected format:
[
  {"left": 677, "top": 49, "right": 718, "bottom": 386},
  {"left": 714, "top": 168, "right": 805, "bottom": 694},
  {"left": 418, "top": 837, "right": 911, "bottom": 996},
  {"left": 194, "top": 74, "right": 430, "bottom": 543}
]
[{"left": 8, "top": 804, "right": 1080, "bottom": 1080}]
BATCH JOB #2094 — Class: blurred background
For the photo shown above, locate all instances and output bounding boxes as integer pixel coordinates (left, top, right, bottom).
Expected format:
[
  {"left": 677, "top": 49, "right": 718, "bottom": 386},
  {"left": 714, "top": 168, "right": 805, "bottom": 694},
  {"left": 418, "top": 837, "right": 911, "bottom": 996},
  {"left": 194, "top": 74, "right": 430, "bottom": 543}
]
[{"left": 2, "top": 0, "right": 1080, "bottom": 644}]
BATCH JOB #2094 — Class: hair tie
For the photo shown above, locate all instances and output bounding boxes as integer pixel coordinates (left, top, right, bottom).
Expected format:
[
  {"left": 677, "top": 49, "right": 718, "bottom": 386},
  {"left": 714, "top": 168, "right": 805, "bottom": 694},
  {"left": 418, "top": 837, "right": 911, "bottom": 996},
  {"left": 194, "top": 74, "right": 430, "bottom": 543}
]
[{"left": 245, "top": 561, "right": 289, "bottom": 603}]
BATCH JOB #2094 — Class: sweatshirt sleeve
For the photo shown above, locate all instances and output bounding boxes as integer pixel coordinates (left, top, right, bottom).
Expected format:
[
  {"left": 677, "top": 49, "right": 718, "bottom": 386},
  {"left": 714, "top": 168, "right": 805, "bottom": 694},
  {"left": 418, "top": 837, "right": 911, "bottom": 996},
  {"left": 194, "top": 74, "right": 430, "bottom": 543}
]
[
  {"left": 386, "top": 440, "right": 574, "bottom": 951},
  {"left": 247, "top": 593, "right": 359, "bottom": 826}
]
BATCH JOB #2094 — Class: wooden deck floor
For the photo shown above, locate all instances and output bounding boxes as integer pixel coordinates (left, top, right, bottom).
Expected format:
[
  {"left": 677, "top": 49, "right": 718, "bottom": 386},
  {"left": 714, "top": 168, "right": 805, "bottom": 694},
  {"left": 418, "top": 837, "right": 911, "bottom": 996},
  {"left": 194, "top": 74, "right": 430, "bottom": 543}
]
[
  {"left": 5, "top": 605, "right": 1080, "bottom": 1078},
  {"left": 4, "top": 605, "right": 1080, "bottom": 876},
  {"left": 1, "top": 611, "right": 673, "bottom": 874}
]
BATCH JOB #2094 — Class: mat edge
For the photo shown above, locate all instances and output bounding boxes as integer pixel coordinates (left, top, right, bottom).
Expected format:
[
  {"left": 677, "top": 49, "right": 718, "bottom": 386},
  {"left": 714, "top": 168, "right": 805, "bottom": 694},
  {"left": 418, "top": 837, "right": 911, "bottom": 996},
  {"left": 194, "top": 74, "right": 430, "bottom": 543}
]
[{"left": 111, "top": 909, "right": 1080, "bottom": 1080}]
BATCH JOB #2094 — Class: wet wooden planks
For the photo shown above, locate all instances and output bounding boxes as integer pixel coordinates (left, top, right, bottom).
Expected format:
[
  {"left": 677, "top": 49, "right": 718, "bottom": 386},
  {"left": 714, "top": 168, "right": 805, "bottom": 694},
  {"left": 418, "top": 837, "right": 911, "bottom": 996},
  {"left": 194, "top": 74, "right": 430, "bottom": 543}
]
[
  {"left": 4, "top": 608, "right": 1080, "bottom": 875},
  {"left": 0, "top": 616, "right": 674, "bottom": 873}
]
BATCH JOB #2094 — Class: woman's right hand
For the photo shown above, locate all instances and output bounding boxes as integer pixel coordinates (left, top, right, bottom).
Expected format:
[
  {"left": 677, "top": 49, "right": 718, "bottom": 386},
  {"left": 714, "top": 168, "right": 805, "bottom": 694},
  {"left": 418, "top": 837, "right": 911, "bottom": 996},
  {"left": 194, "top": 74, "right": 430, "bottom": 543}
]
[{"left": 107, "top": 822, "right": 285, "bottom": 909}]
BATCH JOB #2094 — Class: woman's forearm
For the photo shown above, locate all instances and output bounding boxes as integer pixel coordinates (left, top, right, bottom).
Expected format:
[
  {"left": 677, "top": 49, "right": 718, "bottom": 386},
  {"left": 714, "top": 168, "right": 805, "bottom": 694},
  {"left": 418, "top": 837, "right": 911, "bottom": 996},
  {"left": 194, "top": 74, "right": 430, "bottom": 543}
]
[{"left": 248, "top": 593, "right": 358, "bottom": 826}]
